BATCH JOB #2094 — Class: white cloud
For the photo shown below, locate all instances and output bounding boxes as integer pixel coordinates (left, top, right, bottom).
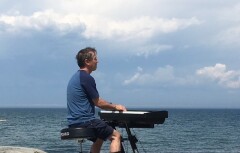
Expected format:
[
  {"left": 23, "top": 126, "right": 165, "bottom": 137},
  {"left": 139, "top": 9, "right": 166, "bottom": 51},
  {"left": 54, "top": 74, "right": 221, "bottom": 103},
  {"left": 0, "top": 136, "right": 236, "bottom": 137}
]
[
  {"left": 0, "top": 10, "right": 201, "bottom": 41},
  {"left": 136, "top": 44, "right": 173, "bottom": 58},
  {"left": 124, "top": 64, "right": 240, "bottom": 89},
  {"left": 123, "top": 65, "right": 195, "bottom": 86},
  {"left": 213, "top": 2, "right": 240, "bottom": 47},
  {"left": 217, "top": 26, "right": 240, "bottom": 46},
  {"left": 217, "top": 2, "right": 240, "bottom": 22},
  {"left": 0, "top": 10, "right": 86, "bottom": 35},
  {"left": 196, "top": 63, "right": 240, "bottom": 89}
]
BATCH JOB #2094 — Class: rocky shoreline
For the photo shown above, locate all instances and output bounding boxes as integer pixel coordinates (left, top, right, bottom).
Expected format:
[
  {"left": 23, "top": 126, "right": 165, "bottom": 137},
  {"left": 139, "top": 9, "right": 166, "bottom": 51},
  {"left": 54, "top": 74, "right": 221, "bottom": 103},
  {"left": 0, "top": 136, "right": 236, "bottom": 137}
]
[{"left": 0, "top": 146, "right": 46, "bottom": 153}]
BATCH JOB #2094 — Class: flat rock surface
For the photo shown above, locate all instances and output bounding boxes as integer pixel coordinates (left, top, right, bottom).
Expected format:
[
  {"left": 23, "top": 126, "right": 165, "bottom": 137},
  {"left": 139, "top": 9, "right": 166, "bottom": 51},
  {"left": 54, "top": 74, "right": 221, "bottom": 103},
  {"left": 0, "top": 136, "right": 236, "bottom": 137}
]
[{"left": 0, "top": 146, "right": 47, "bottom": 153}]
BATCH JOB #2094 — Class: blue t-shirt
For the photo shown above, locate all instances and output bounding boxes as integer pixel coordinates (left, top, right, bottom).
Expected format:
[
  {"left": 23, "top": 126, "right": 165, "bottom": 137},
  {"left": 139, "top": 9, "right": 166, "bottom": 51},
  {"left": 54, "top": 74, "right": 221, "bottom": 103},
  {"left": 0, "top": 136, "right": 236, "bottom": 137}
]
[{"left": 67, "top": 70, "right": 99, "bottom": 125}]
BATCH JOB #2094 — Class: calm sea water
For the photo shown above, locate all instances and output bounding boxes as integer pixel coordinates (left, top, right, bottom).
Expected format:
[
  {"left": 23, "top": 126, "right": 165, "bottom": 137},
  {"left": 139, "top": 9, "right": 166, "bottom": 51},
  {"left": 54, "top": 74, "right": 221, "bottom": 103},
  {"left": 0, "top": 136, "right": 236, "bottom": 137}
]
[{"left": 0, "top": 108, "right": 240, "bottom": 153}]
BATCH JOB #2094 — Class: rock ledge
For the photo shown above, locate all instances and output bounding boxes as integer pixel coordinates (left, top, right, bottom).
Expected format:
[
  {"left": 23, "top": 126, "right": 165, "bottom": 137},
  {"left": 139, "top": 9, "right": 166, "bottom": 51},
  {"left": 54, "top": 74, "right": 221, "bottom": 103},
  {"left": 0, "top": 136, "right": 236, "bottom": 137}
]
[{"left": 0, "top": 146, "right": 47, "bottom": 153}]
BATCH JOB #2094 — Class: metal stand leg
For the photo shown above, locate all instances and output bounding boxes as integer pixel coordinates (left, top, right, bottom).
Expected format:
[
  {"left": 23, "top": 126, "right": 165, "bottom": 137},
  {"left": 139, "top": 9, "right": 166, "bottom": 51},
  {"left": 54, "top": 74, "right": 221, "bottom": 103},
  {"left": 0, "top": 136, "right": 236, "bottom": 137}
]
[
  {"left": 124, "top": 123, "right": 139, "bottom": 153},
  {"left": 77, "top": 139, "right": 84, "bottom": 153},
  {"left": 120, "top": 137, "right": 125, "bottom": 153}
]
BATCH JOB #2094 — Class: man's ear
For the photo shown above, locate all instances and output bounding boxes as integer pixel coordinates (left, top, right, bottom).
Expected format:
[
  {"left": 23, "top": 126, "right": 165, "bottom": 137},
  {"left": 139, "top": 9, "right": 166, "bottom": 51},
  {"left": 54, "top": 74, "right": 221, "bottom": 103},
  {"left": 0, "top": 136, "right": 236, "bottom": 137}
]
[{"left": 84, "top": 58, "right": 90, "bottom": 66}]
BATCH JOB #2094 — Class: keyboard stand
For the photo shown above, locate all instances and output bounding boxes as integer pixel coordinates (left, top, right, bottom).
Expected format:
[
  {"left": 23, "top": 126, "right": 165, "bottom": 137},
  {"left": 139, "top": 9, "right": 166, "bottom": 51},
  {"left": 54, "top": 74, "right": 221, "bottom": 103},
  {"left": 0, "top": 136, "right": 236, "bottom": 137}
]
[
  {"left": 99, "top": 110, "right": 168, "bottom": 153},
  {"left": 109, "top": 122, "right": 139, "bottom": 153},
  {"left": 124, "top": 123, "right": 139, "bottom": 153}
]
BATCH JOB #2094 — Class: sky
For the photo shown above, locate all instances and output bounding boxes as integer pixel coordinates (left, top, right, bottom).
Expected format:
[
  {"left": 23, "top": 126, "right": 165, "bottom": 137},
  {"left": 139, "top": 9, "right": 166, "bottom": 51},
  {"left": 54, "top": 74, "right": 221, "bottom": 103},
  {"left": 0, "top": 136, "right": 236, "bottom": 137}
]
[{"left": 0, "top": 0, "right": 240, "bottom": 108}]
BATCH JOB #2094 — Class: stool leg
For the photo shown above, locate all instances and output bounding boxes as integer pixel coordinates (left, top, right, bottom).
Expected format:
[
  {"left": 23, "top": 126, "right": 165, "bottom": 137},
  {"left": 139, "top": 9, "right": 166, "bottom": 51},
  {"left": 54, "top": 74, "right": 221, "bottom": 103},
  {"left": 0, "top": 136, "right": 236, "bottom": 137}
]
[
  {"left": 79, "top": 142, "right": 82, "bottom": 153},
  {"left": 77, "top": 139, "right": 84, "bottom": 153}
]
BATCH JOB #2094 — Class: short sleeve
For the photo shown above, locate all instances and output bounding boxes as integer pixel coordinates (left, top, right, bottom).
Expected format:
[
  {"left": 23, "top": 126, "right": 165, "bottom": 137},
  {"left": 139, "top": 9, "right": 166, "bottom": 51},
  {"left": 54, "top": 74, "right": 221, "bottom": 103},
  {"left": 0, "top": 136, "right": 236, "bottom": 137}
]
[{"left": 80, "top": 71, "right": 99, "bottom": 99}]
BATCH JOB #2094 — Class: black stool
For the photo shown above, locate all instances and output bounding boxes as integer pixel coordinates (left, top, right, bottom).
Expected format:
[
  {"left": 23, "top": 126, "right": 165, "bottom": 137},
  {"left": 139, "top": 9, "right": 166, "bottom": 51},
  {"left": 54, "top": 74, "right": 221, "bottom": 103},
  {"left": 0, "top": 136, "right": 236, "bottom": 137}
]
[{"left": 61, "top": 128, "right": 96, "bottom": 153}]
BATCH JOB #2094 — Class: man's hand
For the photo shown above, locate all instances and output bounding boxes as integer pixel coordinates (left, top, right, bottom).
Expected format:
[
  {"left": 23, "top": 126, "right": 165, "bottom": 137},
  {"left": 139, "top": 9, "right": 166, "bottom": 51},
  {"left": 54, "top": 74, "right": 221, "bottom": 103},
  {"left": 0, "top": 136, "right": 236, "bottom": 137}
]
[
  {"left": 115, "top": 104, "right": 127, "bottom": 111},
  {"left": 93, "top": 97, "right": 127, "bottom": 111}
]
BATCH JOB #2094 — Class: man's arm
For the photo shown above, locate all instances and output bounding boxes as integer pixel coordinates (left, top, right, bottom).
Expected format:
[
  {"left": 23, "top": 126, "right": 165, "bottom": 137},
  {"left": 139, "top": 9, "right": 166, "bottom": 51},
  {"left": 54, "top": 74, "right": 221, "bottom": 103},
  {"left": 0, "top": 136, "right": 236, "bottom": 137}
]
[{"left": 92, "top": 97, "right": 127, "bottom": 111}]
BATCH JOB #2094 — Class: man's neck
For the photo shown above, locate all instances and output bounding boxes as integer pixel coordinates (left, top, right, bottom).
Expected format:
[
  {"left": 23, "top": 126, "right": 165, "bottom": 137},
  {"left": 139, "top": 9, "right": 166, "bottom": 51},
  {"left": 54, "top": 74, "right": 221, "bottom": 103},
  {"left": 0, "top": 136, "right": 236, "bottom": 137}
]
[{"left": 80, "top": 68, "right": 91, "bottom": 74}]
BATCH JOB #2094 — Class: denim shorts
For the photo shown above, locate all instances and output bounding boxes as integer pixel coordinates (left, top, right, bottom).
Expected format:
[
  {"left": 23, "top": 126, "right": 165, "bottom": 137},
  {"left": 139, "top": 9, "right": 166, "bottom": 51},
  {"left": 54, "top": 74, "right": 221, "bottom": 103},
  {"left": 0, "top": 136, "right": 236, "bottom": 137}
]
[{"left": 69, "top": 119, "right": 114, "bottom": 141}]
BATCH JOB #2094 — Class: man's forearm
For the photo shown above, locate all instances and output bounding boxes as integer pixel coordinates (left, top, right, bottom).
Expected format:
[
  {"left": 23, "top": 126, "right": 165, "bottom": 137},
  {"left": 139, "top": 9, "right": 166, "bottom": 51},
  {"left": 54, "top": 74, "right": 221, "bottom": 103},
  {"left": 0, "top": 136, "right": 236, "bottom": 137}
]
[{"left": 93, "top": 97, "right": 126, "bottom": 111}]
